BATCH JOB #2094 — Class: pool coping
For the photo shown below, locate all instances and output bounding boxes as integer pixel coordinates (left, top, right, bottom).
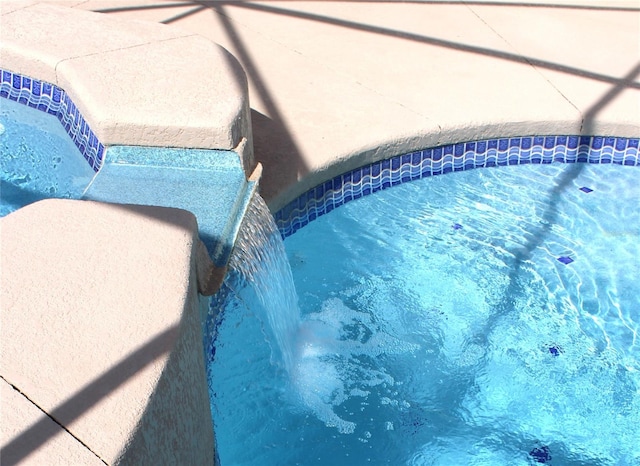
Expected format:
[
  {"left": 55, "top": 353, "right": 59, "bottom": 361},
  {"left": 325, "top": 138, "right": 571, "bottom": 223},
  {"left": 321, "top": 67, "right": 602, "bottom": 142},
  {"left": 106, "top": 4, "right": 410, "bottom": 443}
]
[{"left": 0, "top": 2, "right": 257, "bottom": 464}]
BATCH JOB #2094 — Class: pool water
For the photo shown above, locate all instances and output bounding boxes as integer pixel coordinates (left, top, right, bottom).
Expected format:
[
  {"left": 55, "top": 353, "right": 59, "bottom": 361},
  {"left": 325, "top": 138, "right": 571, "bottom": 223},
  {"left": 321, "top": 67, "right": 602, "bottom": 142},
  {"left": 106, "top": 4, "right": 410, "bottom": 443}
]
[
  {"left": 0, "top": 98, "right": 95, "bottom": 217},
  {"left": 209, "top": 162, "right": 639, "bottom": 465}
]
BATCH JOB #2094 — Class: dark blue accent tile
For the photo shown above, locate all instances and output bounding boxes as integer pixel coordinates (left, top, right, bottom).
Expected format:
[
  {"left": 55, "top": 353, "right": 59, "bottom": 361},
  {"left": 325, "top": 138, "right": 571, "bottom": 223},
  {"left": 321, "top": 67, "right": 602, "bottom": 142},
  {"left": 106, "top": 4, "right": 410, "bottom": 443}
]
[
  {"left": 579, "top": 135, "right": 591, "bottom": 146},
  {"left": 32, "top": 80, "right": 42, "bottom": 96},
  {"left": 579, "top": 186, "right": 593, "bottom": 193},
  {"left": 557, "top": 256, "right": 574, "bottom": 265},
  {"left": 452, "top": 223, "right": 462, "bottom": 230},
  {"left": 529, "top": 446, "right": 552, "bottom": 463}
]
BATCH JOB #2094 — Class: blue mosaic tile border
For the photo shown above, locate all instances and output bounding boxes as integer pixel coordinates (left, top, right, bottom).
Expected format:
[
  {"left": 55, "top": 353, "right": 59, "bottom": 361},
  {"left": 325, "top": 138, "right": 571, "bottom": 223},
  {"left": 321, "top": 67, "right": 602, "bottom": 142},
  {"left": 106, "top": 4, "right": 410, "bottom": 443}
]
[
  {"left": 0, "top": 69, "right": 104, "bottom": 171},
  {"left": 274, "top": 135, "right": 640, "bottom": 238}
]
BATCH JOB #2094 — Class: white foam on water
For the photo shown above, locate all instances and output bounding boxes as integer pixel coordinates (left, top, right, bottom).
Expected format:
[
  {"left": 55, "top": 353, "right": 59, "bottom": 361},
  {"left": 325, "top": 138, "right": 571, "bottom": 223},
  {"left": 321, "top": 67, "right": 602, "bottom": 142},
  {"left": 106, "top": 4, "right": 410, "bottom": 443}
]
[{"left": 291, "top": 297, "right": 419, "bottom": 434}]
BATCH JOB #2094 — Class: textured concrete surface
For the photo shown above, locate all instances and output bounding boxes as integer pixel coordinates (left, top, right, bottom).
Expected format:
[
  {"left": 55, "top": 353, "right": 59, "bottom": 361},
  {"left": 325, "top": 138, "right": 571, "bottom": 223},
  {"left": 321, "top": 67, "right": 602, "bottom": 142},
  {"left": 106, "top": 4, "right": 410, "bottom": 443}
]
[
  {"left": 1, "top": 378, "right": 105, "bottom": 466},
  {"left": 0, "top": 1, "right": 254, "bottom": 169},
  {"left": 0, "top": 200, "right": 215, "bottom": 465},
  {"left": 63, "top": 0, "right": 639, "bottom": 211}
]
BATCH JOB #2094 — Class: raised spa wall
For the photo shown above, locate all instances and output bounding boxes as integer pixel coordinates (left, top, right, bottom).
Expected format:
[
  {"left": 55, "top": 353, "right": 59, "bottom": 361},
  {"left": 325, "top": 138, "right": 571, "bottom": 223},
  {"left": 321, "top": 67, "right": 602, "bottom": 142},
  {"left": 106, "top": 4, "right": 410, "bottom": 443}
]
[{"left": 1, "top": 2, "right": 257, "bottom": 464}]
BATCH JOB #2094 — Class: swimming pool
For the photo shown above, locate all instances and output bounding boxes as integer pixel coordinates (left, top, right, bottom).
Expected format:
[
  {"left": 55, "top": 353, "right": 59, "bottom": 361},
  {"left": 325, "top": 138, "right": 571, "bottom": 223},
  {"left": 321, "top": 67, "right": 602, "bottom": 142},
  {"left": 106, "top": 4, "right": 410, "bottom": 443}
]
[
  {"left": 208, "top": 142, "right": 639, "bottom": 465},
  {"left": 0, "top": 97, "right": 96, "bottom": 217}
]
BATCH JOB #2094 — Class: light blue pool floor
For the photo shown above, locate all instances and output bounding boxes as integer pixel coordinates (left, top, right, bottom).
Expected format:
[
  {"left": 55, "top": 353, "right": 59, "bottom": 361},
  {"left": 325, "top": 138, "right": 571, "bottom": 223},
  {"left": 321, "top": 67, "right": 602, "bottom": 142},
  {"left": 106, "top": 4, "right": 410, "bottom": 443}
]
[{"left": 210, "top": 162, "right": 639, "bottom": 466}]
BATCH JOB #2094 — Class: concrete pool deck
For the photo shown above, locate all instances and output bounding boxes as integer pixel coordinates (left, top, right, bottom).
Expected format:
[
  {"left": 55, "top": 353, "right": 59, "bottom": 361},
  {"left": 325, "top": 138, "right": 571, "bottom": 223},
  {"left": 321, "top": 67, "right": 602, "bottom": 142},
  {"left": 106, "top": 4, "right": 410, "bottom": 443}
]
[
  {"left": 65, "top": 0, "right": 639, "bottom": 211},
  {"left": 1, "top": 0, "right": 639, "bottom": 464}
]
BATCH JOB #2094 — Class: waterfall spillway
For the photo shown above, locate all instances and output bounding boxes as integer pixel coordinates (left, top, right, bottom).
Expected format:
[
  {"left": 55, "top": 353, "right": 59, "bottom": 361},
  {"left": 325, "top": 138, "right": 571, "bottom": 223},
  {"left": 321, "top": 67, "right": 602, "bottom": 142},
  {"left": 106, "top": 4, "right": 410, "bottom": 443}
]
[{"left": 225, "top": 194, "right": 300, "bottom": 372}]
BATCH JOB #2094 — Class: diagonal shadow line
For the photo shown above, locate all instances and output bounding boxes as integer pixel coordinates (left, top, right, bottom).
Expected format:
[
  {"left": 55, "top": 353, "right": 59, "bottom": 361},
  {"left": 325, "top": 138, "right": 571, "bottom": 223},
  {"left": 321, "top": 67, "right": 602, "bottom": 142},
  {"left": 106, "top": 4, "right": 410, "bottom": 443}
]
[
  {"left": 206, "top": 1, "right": 640, "bottom": 89},
  {"left": 93, "top": 2, "right": 199, "bottom": 14},
  {"left": 1, "top": 325, "right": 179, "bottom": 466},
  {"left": 93, "top": 1, "right": 640, "bottom": 14},
  {"left": 202, "top": 2, "right": 310, "bottom": 200},
  {"left": 161, "top": 4, "right": 208, "bottom": 23}
]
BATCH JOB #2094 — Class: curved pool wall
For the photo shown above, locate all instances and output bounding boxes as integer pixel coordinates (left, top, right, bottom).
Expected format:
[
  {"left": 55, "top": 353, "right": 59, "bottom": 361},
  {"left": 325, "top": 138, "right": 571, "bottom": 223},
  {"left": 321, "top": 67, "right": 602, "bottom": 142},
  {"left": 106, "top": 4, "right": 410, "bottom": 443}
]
[
  {"left": 1, "top": 3, "right": 256, "bottom": 465},
  {"left": 275, "top": 136, "right": 640, "bottom": 237}
]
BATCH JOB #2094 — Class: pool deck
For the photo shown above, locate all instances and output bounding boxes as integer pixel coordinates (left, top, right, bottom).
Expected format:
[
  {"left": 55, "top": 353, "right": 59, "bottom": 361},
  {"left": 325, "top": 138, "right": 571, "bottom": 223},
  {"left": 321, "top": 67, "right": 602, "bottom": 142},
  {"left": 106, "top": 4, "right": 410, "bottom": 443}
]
[
  {"left": 66, "top": 0, "right": 639, "bottom": 211},
  {"left": 1, "top": 1, "right": 639, "bottom": 464}
]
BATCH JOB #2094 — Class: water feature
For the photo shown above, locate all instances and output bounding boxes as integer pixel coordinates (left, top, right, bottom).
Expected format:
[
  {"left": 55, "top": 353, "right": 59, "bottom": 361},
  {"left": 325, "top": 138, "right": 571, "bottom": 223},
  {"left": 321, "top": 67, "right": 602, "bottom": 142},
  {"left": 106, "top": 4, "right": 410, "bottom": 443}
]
[{"left": 208, "top": 161, "right": 639, "bottom": 465}]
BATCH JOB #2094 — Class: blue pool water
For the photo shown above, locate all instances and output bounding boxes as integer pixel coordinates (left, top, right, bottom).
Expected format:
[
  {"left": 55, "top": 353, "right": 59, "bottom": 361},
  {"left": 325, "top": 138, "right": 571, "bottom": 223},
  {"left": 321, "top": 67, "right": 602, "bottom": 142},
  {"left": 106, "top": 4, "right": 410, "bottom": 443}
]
[
  {"left": 209, "top": 162, "right": 639, "bottom": 465},
  {"left": 0, "top": 98, "right": 95, "bottom": 216}
]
